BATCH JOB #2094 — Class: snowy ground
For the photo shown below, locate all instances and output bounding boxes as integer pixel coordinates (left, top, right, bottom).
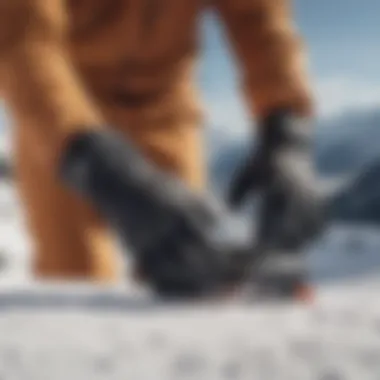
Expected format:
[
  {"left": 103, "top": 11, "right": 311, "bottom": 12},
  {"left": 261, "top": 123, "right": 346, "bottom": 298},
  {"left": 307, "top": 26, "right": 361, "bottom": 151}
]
[{"left": 2, "top": 181, "right": 380, "bottom": 379}]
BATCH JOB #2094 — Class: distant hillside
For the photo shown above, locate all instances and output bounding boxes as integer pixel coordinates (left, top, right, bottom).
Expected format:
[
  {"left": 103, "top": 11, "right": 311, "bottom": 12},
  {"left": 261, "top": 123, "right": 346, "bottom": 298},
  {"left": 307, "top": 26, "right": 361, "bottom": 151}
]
[
  {"left": 209, "top": 108, "right": 380, "bottom": 223},
  {"left": 316, "top": 108, "right": 380, "bottom": 176},
  {"left": 330, "top": 160, "right": 380, "bottom": 224},
  {"left": 210, "top": 108, "right": 380, "bottom": 191}
]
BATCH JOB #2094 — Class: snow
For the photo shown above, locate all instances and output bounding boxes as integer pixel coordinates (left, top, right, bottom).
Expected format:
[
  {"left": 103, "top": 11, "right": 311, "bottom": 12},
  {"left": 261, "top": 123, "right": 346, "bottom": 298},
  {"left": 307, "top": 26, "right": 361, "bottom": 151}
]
[
  {"left": 1, "top": 175, "right": 380, "bottom": 378},
  {"left": 0, "top": 183, "right": 32, "bottom": 285}
]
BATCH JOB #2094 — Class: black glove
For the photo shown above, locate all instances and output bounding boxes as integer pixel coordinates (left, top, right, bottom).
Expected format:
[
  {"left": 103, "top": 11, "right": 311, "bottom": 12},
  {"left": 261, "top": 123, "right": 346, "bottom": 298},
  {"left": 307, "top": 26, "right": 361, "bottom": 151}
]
[
  {"left": 60, "top": 129, "right": 251, "bottom": 298},
  {"left": 228, "top": 108, "right": 327, "bottom": 251}
]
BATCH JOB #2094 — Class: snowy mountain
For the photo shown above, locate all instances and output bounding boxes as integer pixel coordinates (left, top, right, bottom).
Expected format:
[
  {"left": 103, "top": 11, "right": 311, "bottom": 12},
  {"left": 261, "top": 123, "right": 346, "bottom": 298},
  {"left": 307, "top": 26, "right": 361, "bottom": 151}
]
[
  {"left": 316, "top": 108, "right": 380, "bottom": 176},
  {"left": 211, "top": 108, "right": 380, "bottom": 189},
  {"left": 331, "top": 160, "right": 380, "bottom": 224},
  {"left": 210, "top": 108, "right": 380, "bottom": 222}
]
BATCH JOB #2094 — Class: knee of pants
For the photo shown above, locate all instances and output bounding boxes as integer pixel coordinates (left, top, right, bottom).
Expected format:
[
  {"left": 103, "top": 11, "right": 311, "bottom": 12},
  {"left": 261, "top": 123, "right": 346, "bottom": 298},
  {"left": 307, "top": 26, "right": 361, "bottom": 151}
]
[
  {"left": 128, "top": 122, "right": 206, "bottom": 190},
  {"left": 101, "top": 104, "right": 207, "bottom": 190},
  {"left": 141, "top": 123, "right": 206, "bottom": 189}
]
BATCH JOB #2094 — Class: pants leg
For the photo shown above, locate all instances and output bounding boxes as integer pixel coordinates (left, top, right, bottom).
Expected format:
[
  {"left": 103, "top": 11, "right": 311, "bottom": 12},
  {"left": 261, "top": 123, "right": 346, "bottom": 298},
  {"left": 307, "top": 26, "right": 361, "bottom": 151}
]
[
  {"left": 4, "top": 0, "right": 205, "bottom": 282},
  {"left": 14, "top": 82, "right": 205, "bottom": 282},
  {"left": 14, "top": 120, "right": 121, "bottom": 282}
]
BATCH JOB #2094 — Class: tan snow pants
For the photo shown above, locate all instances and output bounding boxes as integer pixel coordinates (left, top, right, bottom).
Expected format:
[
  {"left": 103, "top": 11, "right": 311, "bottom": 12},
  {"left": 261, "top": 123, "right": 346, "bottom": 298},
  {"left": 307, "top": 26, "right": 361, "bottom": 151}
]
[{"left": 0, "top": 0, "right": 312, "bottom": 281}]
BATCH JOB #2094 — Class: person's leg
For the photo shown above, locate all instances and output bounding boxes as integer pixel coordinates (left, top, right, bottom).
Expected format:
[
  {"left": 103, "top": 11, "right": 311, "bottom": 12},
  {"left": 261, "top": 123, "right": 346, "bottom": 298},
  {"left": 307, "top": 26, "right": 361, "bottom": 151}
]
[
  {"left": 0, "top": 0, "right": 125, "bottom": 282},
  {"left": 13, "top": 64, "right": 205, "bottom": 283},
  {"left": 8, "top": 0, "right": 205, "bottom": 281},
  {"left": 14, "top": 119, "right": 121, "bottom": 281}
]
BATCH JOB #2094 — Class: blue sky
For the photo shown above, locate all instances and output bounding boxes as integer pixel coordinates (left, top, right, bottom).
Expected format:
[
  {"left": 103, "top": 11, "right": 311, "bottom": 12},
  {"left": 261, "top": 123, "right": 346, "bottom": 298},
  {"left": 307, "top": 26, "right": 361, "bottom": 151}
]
[
  {"left": 1, "top": 1, "right": 379, "bottom": 138},
  {"left": 295, "top": 0, "right": 379, "bottom": 81},
  {"left": 200, "top": 0, "right": 380, "bottom": 138}
]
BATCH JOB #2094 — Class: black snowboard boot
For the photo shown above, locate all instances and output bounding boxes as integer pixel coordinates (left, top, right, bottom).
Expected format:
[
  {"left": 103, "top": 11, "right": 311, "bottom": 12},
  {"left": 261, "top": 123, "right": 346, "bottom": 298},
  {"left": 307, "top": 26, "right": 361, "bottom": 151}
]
[
  {"left": 228, "top": 108, "right": 327, "bottom": 301},
  {"left": 60, "top": 129, "right": 253, "bottom": 299}
]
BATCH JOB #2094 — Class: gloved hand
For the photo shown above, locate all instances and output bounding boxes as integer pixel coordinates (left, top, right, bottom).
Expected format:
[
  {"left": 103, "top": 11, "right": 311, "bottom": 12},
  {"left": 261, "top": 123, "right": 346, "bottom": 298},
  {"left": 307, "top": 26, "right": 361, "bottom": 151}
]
[
  {"left": 59, "top": 129, "right": 252, "bottom": 299},
  {"left": 228, "top": 108, "right": 327, "bottom": 252}
]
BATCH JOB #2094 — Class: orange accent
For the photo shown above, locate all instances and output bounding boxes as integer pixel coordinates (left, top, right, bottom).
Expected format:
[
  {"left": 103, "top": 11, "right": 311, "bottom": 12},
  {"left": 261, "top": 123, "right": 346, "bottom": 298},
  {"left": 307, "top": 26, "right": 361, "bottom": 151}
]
[{"left": 294, "top": 283, "right": 315, "bottom": 303}]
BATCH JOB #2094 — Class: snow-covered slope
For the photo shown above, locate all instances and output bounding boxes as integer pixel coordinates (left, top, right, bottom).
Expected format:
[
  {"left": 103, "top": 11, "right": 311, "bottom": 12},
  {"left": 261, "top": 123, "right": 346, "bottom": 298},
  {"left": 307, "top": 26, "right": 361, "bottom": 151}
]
[
  {"left": 1, "top": 136, "right": 380, "bottom": 379},
  {"left": 1, "top": 282, "right": 380, "bottom": 380},
  {"left": 0, "top": 182, "right": 31, "bottom": 284}
]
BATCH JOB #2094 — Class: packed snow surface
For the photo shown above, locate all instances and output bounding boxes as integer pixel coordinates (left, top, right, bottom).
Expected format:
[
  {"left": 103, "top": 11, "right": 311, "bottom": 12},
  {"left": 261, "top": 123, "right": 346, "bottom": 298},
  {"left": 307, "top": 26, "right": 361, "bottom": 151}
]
[{"left": 1, "top": 181, "right": 380, "bottom": 379}]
